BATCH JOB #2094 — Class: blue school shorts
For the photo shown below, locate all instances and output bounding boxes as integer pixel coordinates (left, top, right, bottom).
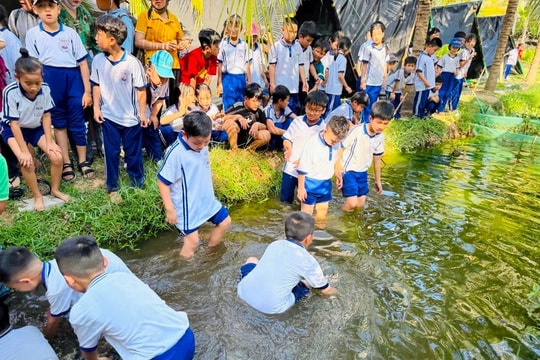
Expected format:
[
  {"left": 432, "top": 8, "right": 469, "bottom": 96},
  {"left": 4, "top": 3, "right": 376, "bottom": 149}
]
[
  {"left": 177, "top": 205, "right": 229, "bottom": 236},
  {"left": 239, "top": 263, "right": 310, "bottom": 302},
  {"left": 303, "top": 178, "right": 332, "bottom": 205},
  {"left": 1, "top": 123, "right": 44, "bottom": 147},
  {"left": 341, "top": 170, "right": 369, "bottom": 198},
  {"left": 152, "top": 328, "right": 195, "bottom": 360}
]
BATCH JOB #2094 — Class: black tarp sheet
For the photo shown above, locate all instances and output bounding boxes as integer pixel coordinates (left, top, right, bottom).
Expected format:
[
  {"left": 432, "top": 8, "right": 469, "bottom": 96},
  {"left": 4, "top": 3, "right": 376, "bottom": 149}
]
[
  {"left": 477, "top": 16, "right": 504, "bottom": 67},
  {"left": 430, "top": 1, "right": 481, "bottom": 45}
]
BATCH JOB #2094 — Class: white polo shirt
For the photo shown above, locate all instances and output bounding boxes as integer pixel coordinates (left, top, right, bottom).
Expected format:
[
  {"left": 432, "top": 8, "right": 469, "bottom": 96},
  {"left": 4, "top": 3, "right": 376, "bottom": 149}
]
[
  {"left": 0, "top": 326, "right": 58, "bottom": 360},
  {"left": 270, "top": 39, "right": 304, "bottom": 93},
  {"left": 325, "top": 53, "right": 347, "bottom": 95},
  {"left": 26, "top": 23, "right": 87, "bottom": 67},
  {"left": 386, "top": 68, "right": 415, "bottom": 93},
  {"left": 70, "top": 272, "right": 189, "bottom": 359},
  {"left": 90, "top": 51, "right": 146, "bottom": 127},
  {"left": 282, "top": 115, "right": 326, "bottom": 177},
  {"left": 237, "top": 239, "right": 328, "bottom": 314},
  {"left": 157, "top": 136, "right": 222, "bottom": 231},
  {"left": 362, "top": 43, "right": 386, "bottom": 86},
  {"left": 218, "top": 38, "right": 250, "bottom": 75},
  {"left": 325, "top": 101, "right": 354, "bottom": 123},
  {"left": 2, "top": 82, "right": 54, "bottom": 128},
  {"left": 297, "top": 131, "right": 341, "bottom": 181},
  {"left": 456, "top": 48, "right": 475, "bottom": 79},
  {"left": 341, "top": 123, "right": 384, "bottom": 172},
  {"left": 264, "top": 103, "right": 294, "bottom": 125},
  {"left": 415, "top": 51, "right": 435, "bottom": 91},
  {"left": 436, "top": 53, "right": 460, "bottom": 74},
  {"left": 0, "top": 27, "right": 22, "bottom": 84},
  {"left": 299, "top": 42, "right": 313, "bottom": 80}
]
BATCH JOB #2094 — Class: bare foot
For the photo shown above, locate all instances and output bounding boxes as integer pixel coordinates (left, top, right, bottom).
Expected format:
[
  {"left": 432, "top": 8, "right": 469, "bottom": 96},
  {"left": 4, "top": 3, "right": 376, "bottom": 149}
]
[
  {"left": 51, "top": 190, "right": 71, "bottom": 202},
  {"left": 33, "top": 196, "right": 45, "bottom": 211},
  {"left": 109, "top": 191, "right": 123, "bottom": 204}
]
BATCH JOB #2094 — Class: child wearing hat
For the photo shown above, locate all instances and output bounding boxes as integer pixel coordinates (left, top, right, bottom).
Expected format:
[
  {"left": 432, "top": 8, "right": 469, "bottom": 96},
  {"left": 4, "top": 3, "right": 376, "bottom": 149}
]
[
  {"left": 435, "top": 38, "right": 462, "bottom": 112},
  {"left": 91, "top": 15, "right": 148, "bottom": 203}
]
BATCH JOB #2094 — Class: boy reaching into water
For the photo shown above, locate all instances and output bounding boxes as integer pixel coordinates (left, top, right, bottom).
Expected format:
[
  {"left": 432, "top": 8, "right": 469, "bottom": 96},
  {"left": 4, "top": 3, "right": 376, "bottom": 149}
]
[
  {"left": 158, "top": 111, "right": 231, "bottom": 258},
  {"left": 335, "top": 100, "right": 393, "bottom": 211},
  {"left": 237, "top": 211, "right": 336, "bottom": 314}
]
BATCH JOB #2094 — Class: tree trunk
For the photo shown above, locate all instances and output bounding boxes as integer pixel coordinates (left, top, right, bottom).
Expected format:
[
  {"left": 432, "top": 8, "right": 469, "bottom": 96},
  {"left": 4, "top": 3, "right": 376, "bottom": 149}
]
[
  {"left": 412, "top": 0, "right": 432, "bottom": 56},
  {"left": 525, "top": 39, "right": 540, "bottom": 84},
  {"left": 485, "top": 0, "right": 519, "bottom": 91}
]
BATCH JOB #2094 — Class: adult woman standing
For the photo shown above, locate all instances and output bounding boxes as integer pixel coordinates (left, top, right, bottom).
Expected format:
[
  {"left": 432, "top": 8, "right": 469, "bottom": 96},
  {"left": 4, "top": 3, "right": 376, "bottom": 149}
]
[{"left": 135, "top": 0, "right": 190, "bottom": 86}]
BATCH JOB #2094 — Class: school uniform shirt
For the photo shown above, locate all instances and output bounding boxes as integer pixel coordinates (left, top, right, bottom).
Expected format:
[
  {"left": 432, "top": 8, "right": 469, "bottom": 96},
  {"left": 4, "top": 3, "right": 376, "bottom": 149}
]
[
  {"left": 414, "top": 51, "right": 436, "bottom": 91},
  {"left": 145, "top": 82, "right": 169, "bottom": 118},
  {"left": 0, "top": 326, "right": 58, "bottom": 360},
  {"left": 26, "top": 23, "right": 88, "bottom": 68},
  {"left": 506, "top": 48, "right": 519, "bottom": 66},
  {"left": 195, "top": 103, "right": 222, "bottom": 129},
  {"left": 282, "top": 115, "right": 326, "bottom": 177},
  {"left": 297, "top": 131, "right": 341, "bottom": 183},
  {"left": 179, "top": 47, "right": 217, "bottom": 85},
  {"left": 386, "top": 68, "right": 415, "bottom": 93},
  {"left": 90, "top": 51, "right": 147, "bottom": 127},
  {"left": 325, "top": 101, "right": 354, "bottom": 123},
  {"left": 218, "top": 38, "right": 250, "bottom": 74},
  {"left": 299, "top": 42, "right": 313, "bottom": 81},
  {"left": 456, "top": 48, "right": 475, "bottom": 79},
  {"left": 2, "top": 82, "right": 54, "bottom": 128},
  {"left": 43, "top": 249, "right": 132, "bottom": 318},
  {"left": 69, "top": 272, "right": 190, "bottom": 359},
  {"left": 237, "top": 239, "right": 328, "bottom": 314},
  {"left": 264, "top": 104, "right": 294, "bottom": 126},
  {"left": 249, "top": 43, "right": 266, "bottom": 88},
  {"left": 341, "top": 123, "right": 384, "bottom": 172},
  {"left": 162, "top": 104, "right": 183, "bottom": 132},
  {"left": 436, "top": 53, "right": 460, "bottom": 74},
  {"left": 157, "top": 136, "right": 222, "bottom": 231},
  {"left": 428, "top": 88, "right": 439, "bottom": 101},
  {"left": 357, "top": 39, "right": 373, "bottom": 63},
  {"left": 362, "top": 42, "right": 387, "bottom": 86},
  {"left": 0, "top": 27, "right": 22, "bottom": 84},
  {"left": 269, "top": 39, "right": 304, "bottom": 93},
  {"left": 325, "top": 53, "right": 347, "bottom": 96}
]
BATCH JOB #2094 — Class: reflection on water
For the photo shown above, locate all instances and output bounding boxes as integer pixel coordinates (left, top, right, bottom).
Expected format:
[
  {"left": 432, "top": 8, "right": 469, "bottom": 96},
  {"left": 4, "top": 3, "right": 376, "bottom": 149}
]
[{"left": 7, "top": 139, "right": 540, "bottom": 359}]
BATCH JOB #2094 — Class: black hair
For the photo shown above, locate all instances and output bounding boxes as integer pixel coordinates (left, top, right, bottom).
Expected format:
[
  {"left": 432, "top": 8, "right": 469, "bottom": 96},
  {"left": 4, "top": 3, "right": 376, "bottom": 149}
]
[
  {"left": 298, "top": 20, "right": 316, "bottom": 38},
  {"left": 305, "top": 90, "right": 328, "bottom": 108},
  {"left": 96, "top": 15, "right": 127, "bottom": 45},
  {"left": 113, "top": 0, "right": 120, "bottom": 7},
  {"left": 198, "top": 28, "right": 221, "bottom": 48},
  {"left": 465, "top": 33, "right": 477, "bottom": 43},
  {"left": 195, "top": 83, "right": 212, "bottom": 97},
  {"left": 312, "top": 38, "right": 330, "bottom": 52},
  {"left": 183, "top": 110, "right": 212, "bottom": 137},
  {"left": 426, "top": 38, "right": 443, "bottom": 48},
  {"left": 283, "top": 16, "right": 298, "bottom": 26},
  {"left": 370, "top": 21, "right": 385, "bottom": 35},
  {"left": 453, "top": 31, "right": 466, "bottom": 39},
  {"left": 14, "top": 48, "right": 42, "bottom": 76},
  {"left": 284, "top": 211, "right": 314, "bottom": 242},
  {"left": 404, "top": 56, "right": 417, "bottom": 66},
  {"left": 330, "top": 31, "right": 345, "bottom": 43},
  {"left": 435, "top": 75, "right": 444, "bottom": 83},
  {"left": 170, "top": 86, "right": 181, "bottom": 107},
  {"left": 371, "top": 100, "right": 394, "bottom": 121},
  {"left": 428, "top": 27, "right": 441, "bottom": 36},
  {"left": 338, "top": 37, "right": 352, "bottom": 52},
  {"left": 0, "top": 4, "right": 7, "bottom": 25},
  {"left": 55, "top": 236, "right": 104, "bottom": 278},
  {"left": 244, "top": 82, "right": 263, "bottom": 99},
  {"left": 326, "top": 115, "right": 349, "bottom": 139},
  {"left": 0, "top": 246, "right": 38, "bottom": 283},
  {"left": 271, "top": 85, "right": 290, "bottom": 104},
  {"left": 350, "top": 91, "right": 369, "bottom": 106},
  {"left": 0, "top": 302, "right": 10, "bottom": 333}
]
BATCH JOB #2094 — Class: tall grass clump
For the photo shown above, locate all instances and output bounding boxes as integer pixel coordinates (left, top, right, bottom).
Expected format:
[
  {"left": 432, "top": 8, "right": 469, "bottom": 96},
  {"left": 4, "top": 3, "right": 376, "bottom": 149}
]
[
  {"left": 499, "top": 85, "right": 540, "bottom": 118},
  {"left": 386, "top": 117, "right": 448, "bottom": 153}
]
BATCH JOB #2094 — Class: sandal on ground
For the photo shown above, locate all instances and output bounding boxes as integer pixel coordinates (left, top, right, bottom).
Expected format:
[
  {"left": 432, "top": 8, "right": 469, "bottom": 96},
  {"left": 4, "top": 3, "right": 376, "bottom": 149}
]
[
  {"left": 9, "top": 176, "right": 21, "bottom": 188},
  {"left": 62, "top": 163, "right": 76, "bottom": 182},
  {"left": 78, "top": 161, "right": 95, "bottom": 180}
]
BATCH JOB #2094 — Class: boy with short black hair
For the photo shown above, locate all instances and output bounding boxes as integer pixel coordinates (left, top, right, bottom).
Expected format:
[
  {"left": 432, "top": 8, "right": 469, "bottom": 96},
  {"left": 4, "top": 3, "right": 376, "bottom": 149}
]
[
  {"left": 413, "top": 38, "right": 442, "bottom": 118},
  {"left": 0, "top": 242, "right": 131, "bottom": 339},
  {"left": 180, "top": 28, "right": 221, "bottom": 88},
  {"left": 222, "top": 82, "right": 271, "bottom": 151},
  {"left": 269, "top": 17, "right": 308, "bottom": 114},
  {"left": 55, "top": 236, "right": 195, "bottom": 359},
  {"left": 325, "top": 90, "right": 370, "bottom": 125},
  {"left": 387, "top": 56, "right": 416, "bottom": 118},
  {"left": 280, "top": 90, "right": 328, "bottom": 204},
  {"left": 92, "top": 15, "right": 147, "bottom": 203},
  {"left": 309, "top": 38, "right": 329, "bottom": 91},
  {"left": 297, "top": 115, "right": 349, "bottom": 226},
  {"left": 296, "top": 20, "right": 316, "bottom": 113},
  {"left": 158, "top": 111, "right": 231, "bottom": 258},
  {"left": 336, "top": 100, "right": 393, "bottom": 211},
  {"left": 0, "top": 301, "right": 59, "bottom": 359},
  {"left": 264, "top": 85, "right": 297, "bottom": 150},
  {"left": 237, "top": 211, "right": 336, "bottom": 314}
]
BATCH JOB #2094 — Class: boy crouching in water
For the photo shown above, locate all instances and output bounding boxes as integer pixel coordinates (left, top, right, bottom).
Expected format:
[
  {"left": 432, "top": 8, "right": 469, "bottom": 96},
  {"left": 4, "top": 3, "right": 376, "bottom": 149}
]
[
  {"left": 55, "top": 236, "right": 195, "bottom": 359},
  {"left": 158, "top": 111, "right": 231, "bottom": 258},
  {"left": 335, "top": 100, "right": 394, "bottom": 211}
]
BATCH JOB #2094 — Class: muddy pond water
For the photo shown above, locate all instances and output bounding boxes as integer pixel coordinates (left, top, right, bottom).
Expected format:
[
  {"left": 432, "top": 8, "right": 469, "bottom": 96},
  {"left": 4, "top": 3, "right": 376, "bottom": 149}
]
[{"left": 8, "top": 138, "right": 540, "bottom": 359}]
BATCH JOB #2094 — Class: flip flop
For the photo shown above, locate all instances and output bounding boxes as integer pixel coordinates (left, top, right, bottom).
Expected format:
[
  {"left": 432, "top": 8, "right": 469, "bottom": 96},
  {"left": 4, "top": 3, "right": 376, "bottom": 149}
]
[{"left": 62, "top": 163, "right": 76, "bottom": 182}]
